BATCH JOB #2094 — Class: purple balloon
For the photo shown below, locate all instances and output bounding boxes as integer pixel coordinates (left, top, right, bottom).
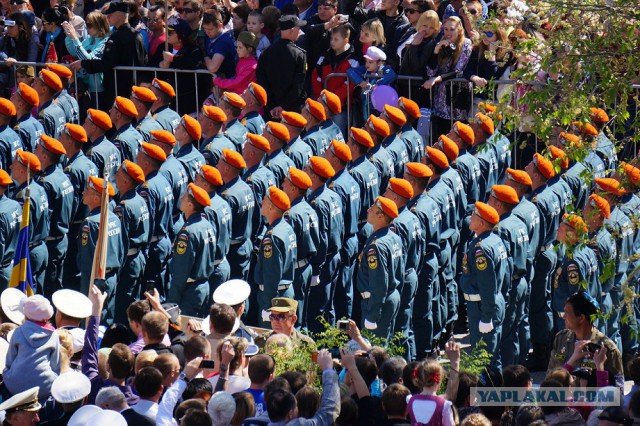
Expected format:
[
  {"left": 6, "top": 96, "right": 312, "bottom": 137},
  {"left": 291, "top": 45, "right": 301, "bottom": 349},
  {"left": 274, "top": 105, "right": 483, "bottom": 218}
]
[{"left": 371, "top": 85, "right": 399, "bottom": 112}]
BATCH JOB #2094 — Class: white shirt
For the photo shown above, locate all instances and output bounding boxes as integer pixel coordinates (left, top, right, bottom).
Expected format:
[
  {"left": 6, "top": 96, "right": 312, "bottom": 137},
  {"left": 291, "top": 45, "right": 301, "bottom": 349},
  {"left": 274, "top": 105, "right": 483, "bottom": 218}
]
[
  {"left": 208, "top": 374, "right": 251, "bottom": 394},
  {"left": 130, "top": 399, "right": 158, "bottom": 422}
]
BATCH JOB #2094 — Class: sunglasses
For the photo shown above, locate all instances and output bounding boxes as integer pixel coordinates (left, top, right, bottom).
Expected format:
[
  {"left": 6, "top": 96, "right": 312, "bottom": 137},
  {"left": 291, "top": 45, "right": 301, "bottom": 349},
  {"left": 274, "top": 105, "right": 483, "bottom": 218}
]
[
  {"left": 405, "top": 8, "right": 419, "bottom": 14},
  {"left": 483, "top": 30, "right": 494, "bottom": 37},
  {"left": 467, "top": 8, "right": 479, "bottom": 15},
  {"left": 269, "top": 313, "right": 292, "bottom": 321},
  {"left": 147, "top": 17, "right": 161, "bottom": 22},
  {"left": 176, "top": 7, "right": 194, "bottom": 13}
]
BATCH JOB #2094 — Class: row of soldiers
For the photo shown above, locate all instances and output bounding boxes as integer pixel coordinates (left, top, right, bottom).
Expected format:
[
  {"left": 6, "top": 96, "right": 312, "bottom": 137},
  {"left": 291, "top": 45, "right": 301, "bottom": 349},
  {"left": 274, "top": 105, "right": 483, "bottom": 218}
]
[{"left": 0, "top": 60, "right": 636, "bottom": 368}]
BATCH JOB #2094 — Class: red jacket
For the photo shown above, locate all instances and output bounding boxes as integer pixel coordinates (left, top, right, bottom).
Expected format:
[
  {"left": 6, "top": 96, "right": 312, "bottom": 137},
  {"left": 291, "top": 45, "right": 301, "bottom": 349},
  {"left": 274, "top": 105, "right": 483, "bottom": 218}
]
[{"left": 311, "top": 44, "right": 359, "bottom": 104}]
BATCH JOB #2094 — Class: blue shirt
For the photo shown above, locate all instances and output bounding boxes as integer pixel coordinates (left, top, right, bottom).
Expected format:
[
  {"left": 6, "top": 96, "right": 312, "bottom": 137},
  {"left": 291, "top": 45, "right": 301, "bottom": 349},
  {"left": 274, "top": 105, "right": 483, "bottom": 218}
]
[
  {"left": 206, "top": 31, "right": 237, "bottom": 78},
  {"left": 245, "top": 388, "right": 266, "bottom": 416}
]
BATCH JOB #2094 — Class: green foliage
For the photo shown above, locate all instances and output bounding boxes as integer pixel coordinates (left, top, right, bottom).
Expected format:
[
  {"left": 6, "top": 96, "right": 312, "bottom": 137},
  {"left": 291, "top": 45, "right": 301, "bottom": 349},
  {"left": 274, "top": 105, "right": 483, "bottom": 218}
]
[
  {"left": 459, "top": 340, "right": 493, "bottom": 377},
  {"left": 266, "top": 338, "right": 319, "bottom": 387},
  {"left": 311, "top": 316, "right": 351, "bottom": 351}
]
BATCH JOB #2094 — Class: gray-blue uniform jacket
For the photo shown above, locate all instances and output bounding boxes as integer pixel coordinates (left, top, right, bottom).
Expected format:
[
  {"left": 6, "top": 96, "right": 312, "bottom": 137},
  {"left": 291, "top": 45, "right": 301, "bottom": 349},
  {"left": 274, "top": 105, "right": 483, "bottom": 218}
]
[
  {"left": 285, "top": 136, "right": 313, "bottom": 169},
  {"left": 55, "top": 90, "right": 80, "bottom": 124},
  {"left": 265, "top": 148, "right": 295, "bottom": 186},
  {"left": 242, "top": 111, "right": 265, "bottom": 136},
  {"left": 114, "top": 189, "right": 150, "bottom": 256},
  {"left": 0, "top": 125, "right": 22, "bottom": 170},
  {"left": 0, "top": 194, "right": 21, "bottom": 281},
  {"left": 563, "top": 161, "right": 590, "bottom": 211},
  {"left": 112, "top": 123, "right": 144, "bottom": 162},
  {"left": 201, "top": 134, "right": 236, "bottom": 167},
  {"left": 528, "top": 184, "right": 562, "bottom": 250},
  {"left": 176, "top": 143, "right": 205, "bottom": 183},
  {"left": 38, "top": 164, "right": 73, "bottom": 238},
  {"left": 394, "top": 204, "right": 425, "bottom": 278},
  {"left": 204, "top": 191, "right": 233, "bottom": 266},
  {"left": 308, "top": 185, "right": 344, "bottom": 274},
  {"left": 473, "top": 141, "right": 499, "bottom": 201},
  {"left": 368, "top": 144, "right": 394, "bottom": 194},
  {"left": 152, "top": 106, "right": 181, "bottom": 133},
  {"left": 348, "top": 155, "right": 379, "bottom": 225},
  {"left": 220, "top": 176, "right": 255, "bottom": 260},
  {"left": 584, "top": 150, "right": 606, "bottom": 181},
  {"left": 319, "top": 120, "right": 344, "bottom": 144},
  {"left": 596, "top": 132, "right": 617, "bottom": 173},
  {"left": 488, "top": 132, "right": 512, "bottom": 185},
  {"left": 381, "top": 134, "right": 409, "bottom": 178},
  {"left": 254, "top": 216, "right": 297, "bottom": 301},
  {"left": 512, "top": 197, "right": 541, "bottom": 278},
  {"left": 64, "top": 151, "right": 97, "bottom": 222},
  {"left": 552, "top": 245, "right": 599, "bottom": 314},
  {"left": 12, "top": 181, "right": 49, "bottom": 249},
  {"left": 14, "top": 114, "right": 44, "bottom": 153},
  {"left": 138, "top": 170, "right": 174, "bottom": 241},
  {"left": 588, "top": 229, "right": 616, "bottom": 297},
  {"left": 398, "top": 123, "right": 423, "bottom": 163},
  {"left": 408, "top": 192, "right": 441, "bottom": 272},
  {"left": 356, "top": 226, "right": 404, "bottom": 323},
  {"left": 38, "top": 99, "right": 66, "bottom": 139},
  {"left": 159, "top": 154, "right": 189, "bottom": 235},
  {"left": 617, "top": 192, "right": 640, "bottom": 268},
  {"left": 136, "top": 115, "right": 163, "bottom": 143},
  {"left": 302, "top": 125, "right": 328, "bottom": 157},
  {"left": 548, "top": 174, "right": 573, "bottom": 213},
  {"left": 604, "top": 206, "right": 634, "bottom": 288},
  {"left": 328, "top": 168, "right": 360, "bottom": 240},
  {"left": 440, "top": 166, "right": 467, "bottom": 225},
  {"left": 224, "top": 119, "right": 248, "bottom": 153},
  {"left": 453, "top": 149, "right": 481, "bottom": 215},
  {"left": 85, "top": 136, "right": 121, "bottom": 183},
  {"left": 167, "top": 213, "right": 217, "bottom": 316},
  {"left": 426, "top": 175, "right": 458, "bottom": 241},
  {"left": 285, "top": 196, "right": 320, "bottom": 267},
  {"left": 494, "top": 211, "right": 528, "bottom": 294},
  {"left": 242, "top": 163, "right": 276, "bottom": 244}
]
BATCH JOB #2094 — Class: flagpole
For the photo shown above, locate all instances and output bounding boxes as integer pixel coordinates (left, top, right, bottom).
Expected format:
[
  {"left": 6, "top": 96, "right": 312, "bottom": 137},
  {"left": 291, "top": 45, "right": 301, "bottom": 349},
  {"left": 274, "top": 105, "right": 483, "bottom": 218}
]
[{"left": 88, "top": 166, "right": 110, "bottom": 295}]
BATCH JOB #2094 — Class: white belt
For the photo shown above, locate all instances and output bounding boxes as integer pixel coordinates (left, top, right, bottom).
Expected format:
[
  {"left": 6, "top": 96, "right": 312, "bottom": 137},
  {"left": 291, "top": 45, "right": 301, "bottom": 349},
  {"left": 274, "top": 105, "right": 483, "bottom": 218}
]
[
  {"left": 150, "top": 236, "right": 161, "bottom": 243},
  {"left": 127, "top": 248, "right": 139, "bottom": 256},
  {"left": 46, "top": 236, "right": 63, "bottom": 241},
  {"left": 214, "top": 257, "right": 226, "bottom": 266},
  {"left": 463, "top": 293, "right": 481, "bottom": 302},
  {"left": 361, "top": 291, "right": 371, "bottom": 299},
  {"left": 230, "top": 239, "right": 242, "bottom": 245},
  {"left": 259, "top": 284, "right": 290, "bottom": 291},
  {"left": 404, "top": 268, "right": 416, "bottom": 276},
  {"left": 187, "top": 278, "right": 206, "bottom": 283},
  {"left": 295, "top": 258, "right": 309, "bottom": 268}
]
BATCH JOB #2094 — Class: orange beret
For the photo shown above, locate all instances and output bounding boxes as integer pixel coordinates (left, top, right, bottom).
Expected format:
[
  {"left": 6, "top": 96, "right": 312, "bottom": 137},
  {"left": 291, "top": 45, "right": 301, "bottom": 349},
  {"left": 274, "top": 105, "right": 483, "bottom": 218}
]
[
  {"left": 305, "top": 99, "right": 326, "bottom": 122},
  {"left": 595, "top": 177, "right": 623, "bottom": 197},
  {"left": 532, "top": 153, "right": 555, "bottom": 179},
  {"left": 288, "top": 167, "right": 312, "bottom": 190},
  {"left": 87, "top": 176, "right": 115, "bottom": 196},
  {"left": 181, "top": 115, "right": 202, "bottom": 141},
  {"left": 201, "top": 105, "right": 227, "bottom": 123},
  {"left": 200, "top": 165, "right": 223, "bottom": 187},
  {"left": 265, "top": 121, "right": 290, "bottom": 142},
  {"left": 152, "top": 78, "right": 176, "bottom": 97},
  {"left": 309, "top": 156, "right": 335, "bottom": 179},
  {"left": 349, "top": 127, "right": 374, "bottom": 148},
  {"left": 268, "top": 186, "right": 290, "bottom": 210},
  {"left": 491, "top": 184, "right": 519, "bottom": 205},
  {"left": 367, "top": 115, "right": 390, "bottom": 138},
  {"left": 589, "top": 107, "right": 609, "bottom": 123},
  {"left": 150, "top": 129, "right": 176, "bottom": 147},
  {"left": 405, "top": 162, "right": 432, "bottom": 179},
  {"left": 375, "top": 196, "right": 398, "bottom": 219},
  {"left": 39, "top": 134, "right": 66, "bottom": 156},
  {"left": 38, "top": 69, "right": 62, "bottom": 92},
  {"left": 187, "top": 182, "right": 211, "bottom": 207},
  {"left": 15, "top": 150, "right": 41, "bottom": 171},
  {"left": 549, "top": 145, "right": 569, "bottom": 169},
  {"left": 436, "top": 135, "right": 459, "bottom": 162},
  {"left": 222, "top": 148, "right": 246, "bottom": 169},
  {"left": 140, "top": 142, "right": 167, "bottom": 162},
  {"left": 87, "top": 109, "right": 112, "bottom": 130},
  {"left": 474, "top": 201, "right": 499, "bottom": 225},
  {"left": 572, "top": 121, "right": 598, "bottom": 136},
  {"left": 64, "top": 124, "right": 87, "bottom": 144},
  {"left": 0, "top": 98, "right": 16, "bottom": 117},
  {"left": 46, "top": 63, "right": 72, "bottom": 79},
  {"left": 328, "top": 140, "right": 352, "bottom": 162},
  {"left": 398, "top": 97, "right": 421, "bottom": 119},
  {"left": 473, "top": 114, "right": 493, "bottom": 136},
  {"left": 562, "top": 213, "right": 588, "bottom": 233},
  {"left": 506, "top": 168, "right": 532, "bottom": 187},
  {"left": 389, "top": 177, "right": 414, "bottom": 199},
  {"left": 559, "top": 132, "right": 581, "bottom": 148},
  {"left": 114, "top": 96, "right": 138, "bottom": 118},
  {"left": 478, "top": 102, "right": 497, "bottom": 113},
  {"left": 222, "top": 91, "right": 246, "bottom": 109},
  {"left": 623, "top": 162, "right": 640, "bottom": 186},
  {"left": 246, "top": 133, "right": 270, "bottom": 152},
  {"left": 131, "top": 86, "right": 157, "bottom": 103},
  {"left": 248, "top": 82, "right": 267, "bottom": 106},
  {"left": 281, "top": 111, "right": 307, "bottom": 128},
  {"left": 319, "top": 90, "right": 341, "bottom": 115},
  {"left": 17, "top": 82, "right": 38, "bottom": 107},
  {"left": 122, "top": 159, "right": 145, "bottom": 183},
  {"left": 588, "top": 194, "right": 610, "bottom": 219},
  {"left": 383, "top": 105, "right": 406, "bottom": 127},
  {"left": 0, "top": 169, "right": 12, "bottom": 186},
  {"left": 425, "top": 146, "right": 449, "bottom": 169}
]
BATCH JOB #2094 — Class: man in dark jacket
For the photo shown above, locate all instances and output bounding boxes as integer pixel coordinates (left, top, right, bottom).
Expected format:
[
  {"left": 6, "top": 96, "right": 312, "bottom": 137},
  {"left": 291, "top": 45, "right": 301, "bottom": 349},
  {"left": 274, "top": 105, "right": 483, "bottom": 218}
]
[{"left": 70, "top": 1, "right": 147, "bottom": 108}]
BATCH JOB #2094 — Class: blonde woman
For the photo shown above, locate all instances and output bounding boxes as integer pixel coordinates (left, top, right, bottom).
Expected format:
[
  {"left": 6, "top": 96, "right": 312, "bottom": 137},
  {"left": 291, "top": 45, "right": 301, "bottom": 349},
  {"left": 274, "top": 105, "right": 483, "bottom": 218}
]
[{"left": 423, "top": 16, "right": 472, "bottom": 139}]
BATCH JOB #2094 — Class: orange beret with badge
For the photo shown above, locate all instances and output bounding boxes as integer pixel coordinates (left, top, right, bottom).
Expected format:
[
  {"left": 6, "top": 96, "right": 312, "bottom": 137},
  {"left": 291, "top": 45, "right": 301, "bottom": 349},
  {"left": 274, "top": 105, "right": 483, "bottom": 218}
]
[
  {"left": 246, "top": 133, "right": 270, "bottom": 152},
  {"left": 572, "top": 121, "right": 598, "bottom": 136},
  {"left": 532, "top": 153, "right": 555, "bottom": 179},
  {"left": 202, "top": 105, "right": 227, "bottom": 123},
  {"left": 152, "top": 78, "right": 176, "bottom": 97},
  {"left": 114, "top": 96, "right": 138, "bottom": 118},
  {"left": 478, "top": 102, "right": 497, "bottom": 113},
  {"left": 375, "top": 196, "right": 398, "bottom": 219},
  {"left": 88, "top": 176, "right": 115, "bottom": 196},
  {"left": 181, "top": 115, "right": 201, "bottom": 141},
  {"left": 383, "top": 105, "right": 406, "bottom": 127},
  {"left": 122, "top": 160, "right": 145, "bottom": 183},
  {"left": 623, "top": 162, "right": 640, "bottom": 186},
  {"left": 46, "top": 63, "right": 72, "bottom": 80},
  {"left": 349, "top": 127, "right": 374, "bottom": 148},
  {"left": 405, "top": 162, "right": 432, "bottom": 179},
  {"left": 150, "top": 129, "right": 176, "bottom": 147},
  {"left": 588, "top": 194, "right": 610, "bottom": 219},
  {"left": 0, "top": 98, "right": 16, "bottom": 117},
  {"left": 589, "top": 107, "right": 609, "bottom": 123},
  {"left": 328, "top": 140, "right": 352, "bottom": 162},
  {"left": 222, "top": 91, "right": 246, "bottom": 109},
  {"left": 474, "top": 201, "right": 499, "bottom": 225},
  {"left": 366, "top": 115, "right": 390, "bottom": 138},
  {"left": 200, "top": 165, "right": 223, "bottom": 187},
  {"left": 506, "top": 168, "right": 532, "bottom": 187},
  {"left": 268, "top": 186, "right": 290, "bottom": 210},
  {"left": 305, "top": 99, "right": 326, "bottom": 122},
  {"left": 17, "top": 83, "right": 38, "bottom": 107},
  {"left": 562, "top": 213, "right": 588, "bottom": 233},
  {"left": 595, "top": 177, "right": 623, "bottom": 197},
  {"left": 309, "top": 156, "right": 335, "bottom": 179},
  {"left": 436, "top": 135, "right": 459, "bottom": 162},
  {"left": 389, "top": 177, "right": 414, "bottom": 199},
  {"left": 288, "top": 167, "right": 312, "bottom": 190},
  {"left": 87, "top": 109, "right": 112, "bottom": 130},
  {"left": 319, "top": 89, "right": 341, "bottom": 115},
  {"left": 425, "top": 146, "right": 449, "bottom": 170},
  {"left": 265, "top": 121, "right": 290, "bottom": 142},
  {"left": 222, "top": 148, "right": 246, "bottom": 169},
  {"left": 398, "top": 97, "right": 421, "bottom": 119},
  {"left": 491, "top": 184, "right": 519, "bottom": 205},
  {"left": 187, "top": 182, "right": 211, "bottom": 207},
  {"left": 0, "top": 169, "right": 12, "bottom": 186},
  {"left": 38, "top": 69, "right": 63, "bottom": 92},
  {"left": 15, "top": 150, "right": 41, "bottom": 171},
  {"left": 131, "top": 86, "right": 157, "bottom": 104},
  {"left": 39, "top": 134, "right": 66, "bottom": 156},
  {"left": 140, "top": 142, "right": 167, "bottom": 162},
  {"left": 474, "top": 113, "right": 494, "bottom": 136},
  {"left": 559, "top": 132, "right": 581, "bottom": 148},
  {"left": 549, "top": 145, "right": 569, "bottom": 169},
  {"left": 248, "top": 82, "right": 267, "bottom": 106},
  {"left": 281, "top": 111, "right": 307, "bottom": 128},
  {"left": 64, "top": 124, "right": 87, "bottom": 144}
]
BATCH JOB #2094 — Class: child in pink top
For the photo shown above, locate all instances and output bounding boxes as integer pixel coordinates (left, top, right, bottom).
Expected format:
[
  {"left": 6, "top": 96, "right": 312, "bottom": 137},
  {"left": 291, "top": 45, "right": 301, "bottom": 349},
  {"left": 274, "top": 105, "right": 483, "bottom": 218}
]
[
  {"left": 407, "top": 360, "right": 455, "bottom": 426},
  {"left": 213, "top": 31, "right": 258, "bottom": 96}
]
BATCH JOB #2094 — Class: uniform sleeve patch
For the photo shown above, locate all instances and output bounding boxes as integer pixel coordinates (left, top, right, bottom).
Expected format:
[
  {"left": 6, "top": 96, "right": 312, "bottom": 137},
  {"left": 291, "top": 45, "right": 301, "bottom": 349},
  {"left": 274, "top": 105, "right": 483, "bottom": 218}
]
[
  {"left": 176, "top": 240, "right": 187, "bottom": 254},
  {"left": 568, "top": 270, "right": 580, "bottom": 285},
  {"left": 476, "top": 255, "right": 488, "bottom": 271},
  {"left": 368, "top": 254, "right": 378, "bottom": 269},
  {"left": 263, "top": 242, "right": 273, "bottom": 258}
]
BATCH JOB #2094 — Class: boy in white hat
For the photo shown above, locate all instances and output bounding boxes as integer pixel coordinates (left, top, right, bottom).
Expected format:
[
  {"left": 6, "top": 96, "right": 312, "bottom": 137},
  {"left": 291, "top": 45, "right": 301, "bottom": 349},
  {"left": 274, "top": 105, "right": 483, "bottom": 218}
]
[{"left": 3, "top": 295, "right": 61, "bottom": 399}]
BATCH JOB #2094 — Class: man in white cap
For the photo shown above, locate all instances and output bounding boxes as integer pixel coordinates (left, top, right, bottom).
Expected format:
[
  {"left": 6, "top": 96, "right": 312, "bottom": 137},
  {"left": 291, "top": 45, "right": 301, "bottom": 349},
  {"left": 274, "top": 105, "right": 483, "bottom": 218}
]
[
  {"left": 0, "top": 386, "right": 41, "bottom": 425},
  {"left": 212, "top": 279, "right": 257, "bottom": 343},
  {"left": 52, "top": 289, "right": 92, "bottom": 359},
  {"left": 47, "top": 371, "right": 91, "bottom": 424},
  {"left": 0, "top": 288, "right": 26, "bottom": 325}
]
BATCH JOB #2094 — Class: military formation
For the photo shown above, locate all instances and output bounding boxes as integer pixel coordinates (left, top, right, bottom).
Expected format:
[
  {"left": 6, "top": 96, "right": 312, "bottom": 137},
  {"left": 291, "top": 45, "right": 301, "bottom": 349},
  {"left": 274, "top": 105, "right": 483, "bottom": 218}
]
[{"left": 0, "top": 61, "right": 636, "bottom": 368}]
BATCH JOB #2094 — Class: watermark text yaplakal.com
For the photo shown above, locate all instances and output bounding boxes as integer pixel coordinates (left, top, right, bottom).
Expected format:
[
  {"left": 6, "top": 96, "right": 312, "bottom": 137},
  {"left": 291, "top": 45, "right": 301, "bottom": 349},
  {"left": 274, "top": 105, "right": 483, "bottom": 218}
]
[{"left": 470, "top": 387, "right": 620, "bottom": 406}]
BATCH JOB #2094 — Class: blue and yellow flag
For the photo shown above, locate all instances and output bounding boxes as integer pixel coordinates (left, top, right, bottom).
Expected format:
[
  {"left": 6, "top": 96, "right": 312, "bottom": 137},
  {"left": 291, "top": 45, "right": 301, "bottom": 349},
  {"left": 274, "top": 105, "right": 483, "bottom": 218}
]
[{"left": 9, "top": 191, "right": 34, "bottom": 296}]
